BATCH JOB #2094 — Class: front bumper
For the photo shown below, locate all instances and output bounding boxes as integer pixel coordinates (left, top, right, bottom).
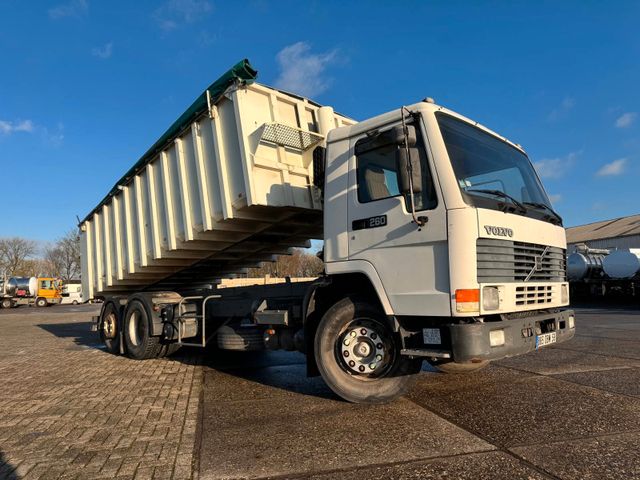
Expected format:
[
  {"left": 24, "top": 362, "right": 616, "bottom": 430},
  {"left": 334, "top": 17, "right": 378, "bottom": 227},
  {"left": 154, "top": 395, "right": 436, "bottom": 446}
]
[{"left": 449, "top": 309, "right": 575, "bottom": 363}]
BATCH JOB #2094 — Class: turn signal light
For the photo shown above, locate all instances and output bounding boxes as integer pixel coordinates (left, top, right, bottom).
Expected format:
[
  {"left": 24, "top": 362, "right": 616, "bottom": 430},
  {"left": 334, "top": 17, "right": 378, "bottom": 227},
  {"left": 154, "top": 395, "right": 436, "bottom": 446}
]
[{"left": 455, "top": 289, "right": 480, "bottom": 313}]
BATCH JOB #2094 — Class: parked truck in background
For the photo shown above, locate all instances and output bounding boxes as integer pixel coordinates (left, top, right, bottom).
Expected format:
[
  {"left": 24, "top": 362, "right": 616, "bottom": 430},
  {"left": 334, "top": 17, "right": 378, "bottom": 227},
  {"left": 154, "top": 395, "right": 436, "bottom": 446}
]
[
  {"left": 82, "top": 60, "right": 575, "bottom": 403},
  {"left": 568, "top": 245, "right": 640, "bottom": 299},
  {"left": 0, "top": 276, "right": 62, "bottom": 308}
]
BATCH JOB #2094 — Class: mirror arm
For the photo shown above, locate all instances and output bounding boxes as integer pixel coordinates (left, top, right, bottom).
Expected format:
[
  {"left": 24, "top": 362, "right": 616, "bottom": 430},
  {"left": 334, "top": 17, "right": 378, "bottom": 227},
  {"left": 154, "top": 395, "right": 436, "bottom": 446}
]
[{"left": 400, "top": 106, "right": 425, "bottom": 227}]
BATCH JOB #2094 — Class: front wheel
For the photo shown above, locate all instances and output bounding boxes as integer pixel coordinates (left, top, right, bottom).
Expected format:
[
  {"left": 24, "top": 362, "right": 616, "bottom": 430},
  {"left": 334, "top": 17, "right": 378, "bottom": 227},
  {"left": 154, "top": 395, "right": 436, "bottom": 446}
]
[
  {"left": 315, "top": 296, "right": 422, "bottom": 404},
  {"left": 35, "top": 297, "right": 47, "bottom": 308}
]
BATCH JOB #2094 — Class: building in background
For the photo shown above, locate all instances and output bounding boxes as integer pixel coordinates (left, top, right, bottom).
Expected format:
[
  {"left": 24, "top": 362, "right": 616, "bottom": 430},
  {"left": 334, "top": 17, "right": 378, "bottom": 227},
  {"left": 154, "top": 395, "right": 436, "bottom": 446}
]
[{"left": 566, "top": 214, "right": 640, "bottom": 252}]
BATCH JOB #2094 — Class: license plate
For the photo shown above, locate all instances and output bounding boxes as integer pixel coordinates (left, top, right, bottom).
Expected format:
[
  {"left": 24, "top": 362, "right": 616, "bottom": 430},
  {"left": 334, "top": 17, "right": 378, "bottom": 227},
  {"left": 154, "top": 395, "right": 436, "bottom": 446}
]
[
  {"left": 423, "top": 328, "right": 441, "bottom": 345},
  {"left": 536, "top": 332, "right": 556, "bottom": 349}
]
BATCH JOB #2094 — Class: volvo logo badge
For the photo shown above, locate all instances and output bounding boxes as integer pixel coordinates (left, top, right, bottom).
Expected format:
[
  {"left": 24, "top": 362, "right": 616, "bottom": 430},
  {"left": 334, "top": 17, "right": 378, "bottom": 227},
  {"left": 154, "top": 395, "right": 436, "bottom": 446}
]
[
  {"left": 525, "top": 246, "right": 550, "bottom": 282},
  {"left": 484, "top": 225, "right": 514, "bottom": 237}
]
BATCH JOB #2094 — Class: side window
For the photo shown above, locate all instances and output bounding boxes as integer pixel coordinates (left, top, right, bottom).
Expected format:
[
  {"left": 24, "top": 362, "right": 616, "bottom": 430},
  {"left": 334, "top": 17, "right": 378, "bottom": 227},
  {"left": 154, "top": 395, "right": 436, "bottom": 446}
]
[
  {"left": 355, "top": 124, "right": 438, "bottom": 211},
  {"left": 357, "top": 144, "right": 400, "bottom": 203},
  {"left": 40, "top": 280, "right": 52, "bottom": 289}
]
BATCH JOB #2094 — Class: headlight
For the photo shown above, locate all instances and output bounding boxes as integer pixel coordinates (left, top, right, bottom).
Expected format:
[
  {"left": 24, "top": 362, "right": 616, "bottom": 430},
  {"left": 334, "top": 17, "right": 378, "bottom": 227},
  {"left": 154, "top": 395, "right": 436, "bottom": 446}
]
[
  {"left": 561, "top": 284, "right": 569, "bottom": 304},
  {"left": 482, "top": 286, "right": 500, "bottom": 311}
]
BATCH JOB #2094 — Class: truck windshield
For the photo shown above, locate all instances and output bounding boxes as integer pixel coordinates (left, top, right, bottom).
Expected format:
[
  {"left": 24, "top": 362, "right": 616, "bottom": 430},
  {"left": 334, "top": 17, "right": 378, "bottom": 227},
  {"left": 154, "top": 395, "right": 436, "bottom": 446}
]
[{"left": 437, "top": 113, "right": 558, "bottom": 221}]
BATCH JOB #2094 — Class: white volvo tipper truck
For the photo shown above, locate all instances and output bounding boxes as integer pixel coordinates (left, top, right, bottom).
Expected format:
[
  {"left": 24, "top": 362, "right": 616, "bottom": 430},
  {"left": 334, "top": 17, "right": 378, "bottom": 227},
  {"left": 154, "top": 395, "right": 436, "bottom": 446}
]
[{"left": 82, "top": 60, "right": 575, "bottom": 403}]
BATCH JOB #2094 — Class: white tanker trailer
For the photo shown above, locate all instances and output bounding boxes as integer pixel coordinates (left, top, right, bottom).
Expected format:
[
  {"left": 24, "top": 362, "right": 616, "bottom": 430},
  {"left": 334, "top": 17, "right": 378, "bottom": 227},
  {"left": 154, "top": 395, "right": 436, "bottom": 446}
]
[
  {"left": 568, "top": 246, "right": 640, "bottom": 299},
  {"left": 567, "top": 251, "right": 607, "bottom": 281},
  {"left": 603, "top": 249, "right": 640, "bottom": 279}
]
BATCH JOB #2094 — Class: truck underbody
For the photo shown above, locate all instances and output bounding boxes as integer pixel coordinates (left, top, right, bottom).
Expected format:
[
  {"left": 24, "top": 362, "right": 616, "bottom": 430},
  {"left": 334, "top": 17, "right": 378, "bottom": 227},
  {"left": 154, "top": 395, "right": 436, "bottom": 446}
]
[{"left": 95, "top": 274, "right": 574, "bottom": 403}]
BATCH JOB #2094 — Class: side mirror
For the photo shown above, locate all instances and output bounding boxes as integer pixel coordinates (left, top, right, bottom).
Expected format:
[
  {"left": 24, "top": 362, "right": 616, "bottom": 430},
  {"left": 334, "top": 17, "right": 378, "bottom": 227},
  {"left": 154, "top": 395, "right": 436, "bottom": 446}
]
[
  {"left": 391, "top": 125, "right": 417, "bottom": 147},
  {"left": 396, "top": 147, "right": 422, "bottom": 195}
]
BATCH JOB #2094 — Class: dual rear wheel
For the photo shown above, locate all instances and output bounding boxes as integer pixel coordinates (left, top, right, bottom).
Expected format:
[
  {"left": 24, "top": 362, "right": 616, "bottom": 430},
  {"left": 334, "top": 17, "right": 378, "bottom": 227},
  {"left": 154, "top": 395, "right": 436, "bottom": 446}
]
[{"left": 99, "top": 300, "right": 180, "bottom": 359}]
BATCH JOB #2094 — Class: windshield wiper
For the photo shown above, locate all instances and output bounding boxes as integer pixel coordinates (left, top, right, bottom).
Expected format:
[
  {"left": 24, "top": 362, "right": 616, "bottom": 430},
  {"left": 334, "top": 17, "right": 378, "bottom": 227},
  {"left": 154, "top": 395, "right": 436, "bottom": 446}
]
[
  {"left": 523, "top": 202, "right": 563, "bottom": 225},
  {"left": 466, "top": 189, "right": 527, "bottom": 214}
]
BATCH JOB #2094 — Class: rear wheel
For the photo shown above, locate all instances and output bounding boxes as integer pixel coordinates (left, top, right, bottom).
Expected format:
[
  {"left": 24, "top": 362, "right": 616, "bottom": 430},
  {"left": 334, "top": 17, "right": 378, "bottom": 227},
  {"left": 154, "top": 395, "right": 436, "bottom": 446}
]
[
  {"left": 100, "top": 303, "right": 120, "bottom": 354},
  {"left": 35, "top": 297, "right": 47, "bottom": 308},
  {"left": 72, "top": 300, "right": 78, "bottom": 305},
  {"left": 123, "top": 300, "right": 162, "bottom": 360},
  {"left": 1, "top": 299, "right": 11, "bottom": 309},
  {"left": 315, "top": 296, "right": 422, "bottom": 404}
]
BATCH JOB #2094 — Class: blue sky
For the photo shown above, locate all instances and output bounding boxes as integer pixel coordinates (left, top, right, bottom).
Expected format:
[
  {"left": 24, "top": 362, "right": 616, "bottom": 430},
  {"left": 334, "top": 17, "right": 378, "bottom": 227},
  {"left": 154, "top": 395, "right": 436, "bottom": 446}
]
[{"left": 0, "top": 0, "right": 638, "bottom": 243}]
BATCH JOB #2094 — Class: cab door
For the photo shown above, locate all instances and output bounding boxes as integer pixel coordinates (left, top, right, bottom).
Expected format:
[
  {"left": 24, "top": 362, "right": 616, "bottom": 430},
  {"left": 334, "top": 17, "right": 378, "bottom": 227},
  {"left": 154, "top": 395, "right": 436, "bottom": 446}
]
[{"left": 347, "top": 119, "right": 451, "bottom": 316}]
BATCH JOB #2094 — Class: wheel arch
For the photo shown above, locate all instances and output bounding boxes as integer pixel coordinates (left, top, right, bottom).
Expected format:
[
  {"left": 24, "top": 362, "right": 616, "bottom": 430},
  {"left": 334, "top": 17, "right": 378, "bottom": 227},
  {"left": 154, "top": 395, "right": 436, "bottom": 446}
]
[
  {"left": 100, "top": 296, "right": 127, "bottom": 324},
  {"left": 303, "top": 271, "right": 391, "bottom": 377}
]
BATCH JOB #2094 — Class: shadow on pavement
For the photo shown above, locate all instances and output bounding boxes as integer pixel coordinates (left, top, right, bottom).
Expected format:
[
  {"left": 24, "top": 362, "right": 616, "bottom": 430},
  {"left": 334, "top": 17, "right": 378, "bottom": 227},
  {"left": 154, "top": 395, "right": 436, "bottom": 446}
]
[
  {"left": 36, "top": 320, "right": 416, "bottom": 402},
  {"left": 200, "top": 348, "right": 340, "bottom": 401},
  {"left": 37, "top": 322, "right": 104, "bottom": 350},
  {"left": 0, "top": 450, "right": 19, "bottom": 479}
]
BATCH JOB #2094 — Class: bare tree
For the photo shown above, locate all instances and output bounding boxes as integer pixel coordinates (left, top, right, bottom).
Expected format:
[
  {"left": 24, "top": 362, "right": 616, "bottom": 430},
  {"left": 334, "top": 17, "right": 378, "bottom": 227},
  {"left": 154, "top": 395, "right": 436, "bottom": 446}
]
[
  {"left": 45, "top": 230, "right": 81, "bottom": 281},
  {"left": 16, "top": 258, "right": 52, "bottom": 277},
  {"left": 247, "top": 249, "right": 323, "bottom": 278},
  {"left": 0, "top": 237, "right": 38, "bottom": 276}
]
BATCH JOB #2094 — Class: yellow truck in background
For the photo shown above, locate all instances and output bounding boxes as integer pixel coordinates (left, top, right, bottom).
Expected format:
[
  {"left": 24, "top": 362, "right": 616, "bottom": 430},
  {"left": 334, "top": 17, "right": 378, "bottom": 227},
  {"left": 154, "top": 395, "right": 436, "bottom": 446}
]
[{"left": 0, "top": 276, "right": 62, "bottom": 308}]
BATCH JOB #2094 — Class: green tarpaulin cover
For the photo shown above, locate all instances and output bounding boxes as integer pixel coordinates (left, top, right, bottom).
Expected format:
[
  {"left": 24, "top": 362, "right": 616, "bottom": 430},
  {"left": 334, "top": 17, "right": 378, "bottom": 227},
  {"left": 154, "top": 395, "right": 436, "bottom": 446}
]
[{"left": 82, "top": 59, "right": 258, "bottom": 223}]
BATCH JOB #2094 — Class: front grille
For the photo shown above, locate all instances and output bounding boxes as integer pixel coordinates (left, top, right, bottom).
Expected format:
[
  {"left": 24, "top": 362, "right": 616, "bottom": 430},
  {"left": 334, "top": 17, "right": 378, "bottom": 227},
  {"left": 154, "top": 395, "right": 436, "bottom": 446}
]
[
  {"left": 516, "top": 285, "right": 554, "bottom": 306},
  {"left": 477, "top": 238, "right": 566, "bottom": 283}
]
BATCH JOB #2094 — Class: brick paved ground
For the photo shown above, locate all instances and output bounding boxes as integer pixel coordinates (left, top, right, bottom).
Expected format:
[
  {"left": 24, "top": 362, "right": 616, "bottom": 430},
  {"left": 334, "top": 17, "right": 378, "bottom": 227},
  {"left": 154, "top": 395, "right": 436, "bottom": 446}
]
[
  {"left": 0, "top": 305, "right": 202, "bottom": 480},
  {"left": 3, "top": 304, "right": 640, "bottom": 480}
]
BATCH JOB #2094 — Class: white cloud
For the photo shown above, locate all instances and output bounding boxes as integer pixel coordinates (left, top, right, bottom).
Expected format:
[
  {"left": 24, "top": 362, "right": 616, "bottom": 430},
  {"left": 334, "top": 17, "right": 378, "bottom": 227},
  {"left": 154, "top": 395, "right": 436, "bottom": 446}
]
[
  {"left": 548, "top": 97, "right": 575, "bottom": 121},
  {"left": 92, "top": 42, "right": 113, "bottom": 59},
  {"left": 274, "top": 42, "right": 338, "bottom": 98},
  {"left": 548, "top": 194, "right": 562, "bottom": 204},
  {"left": 48, "top": 0, "right": 88, "bottom": 19},
  {"left": 0, "top": 119, "right": 64, "bottom": 146},
  {"left": 615, "top": 112, "right": 636, "bottom": 128},
  {"left": 43, "top": 123, "right": 65, "bottom": 147},
  {"left": 596, "top": 158, "right": 627, "bottom": 176},
  {"left": 153, "top": 0, "right": 212, "bottom": 31},
  {"left": 0, "top": 119, "right": 35, "bottom": 135},
  {"left": 533, "top": 152, "right": 577, "bottom": 179}
]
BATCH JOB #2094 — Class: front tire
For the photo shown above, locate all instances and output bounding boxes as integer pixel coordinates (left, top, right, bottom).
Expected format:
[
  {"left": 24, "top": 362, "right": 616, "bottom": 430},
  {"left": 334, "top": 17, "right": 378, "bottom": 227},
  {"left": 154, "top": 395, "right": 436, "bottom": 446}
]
[
  {"left": 123, "top": 300, "right": 162, "bottom": 360},
  {"left": 35, "top": 297, "right": 47, "bottom": 308},
  {"left": 314, "top": 296, "right": 421, "bottom": 404}
]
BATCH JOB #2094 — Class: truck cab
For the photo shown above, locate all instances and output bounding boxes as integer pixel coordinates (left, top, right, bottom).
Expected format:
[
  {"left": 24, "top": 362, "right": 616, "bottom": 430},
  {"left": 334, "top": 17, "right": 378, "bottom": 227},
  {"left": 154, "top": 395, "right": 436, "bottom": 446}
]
[
  {"left": 35, "top": 278, "right": 63, "bottom": 307},
  {"left": 317, "top": 100, "right": 573, "bottom": 385}
]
